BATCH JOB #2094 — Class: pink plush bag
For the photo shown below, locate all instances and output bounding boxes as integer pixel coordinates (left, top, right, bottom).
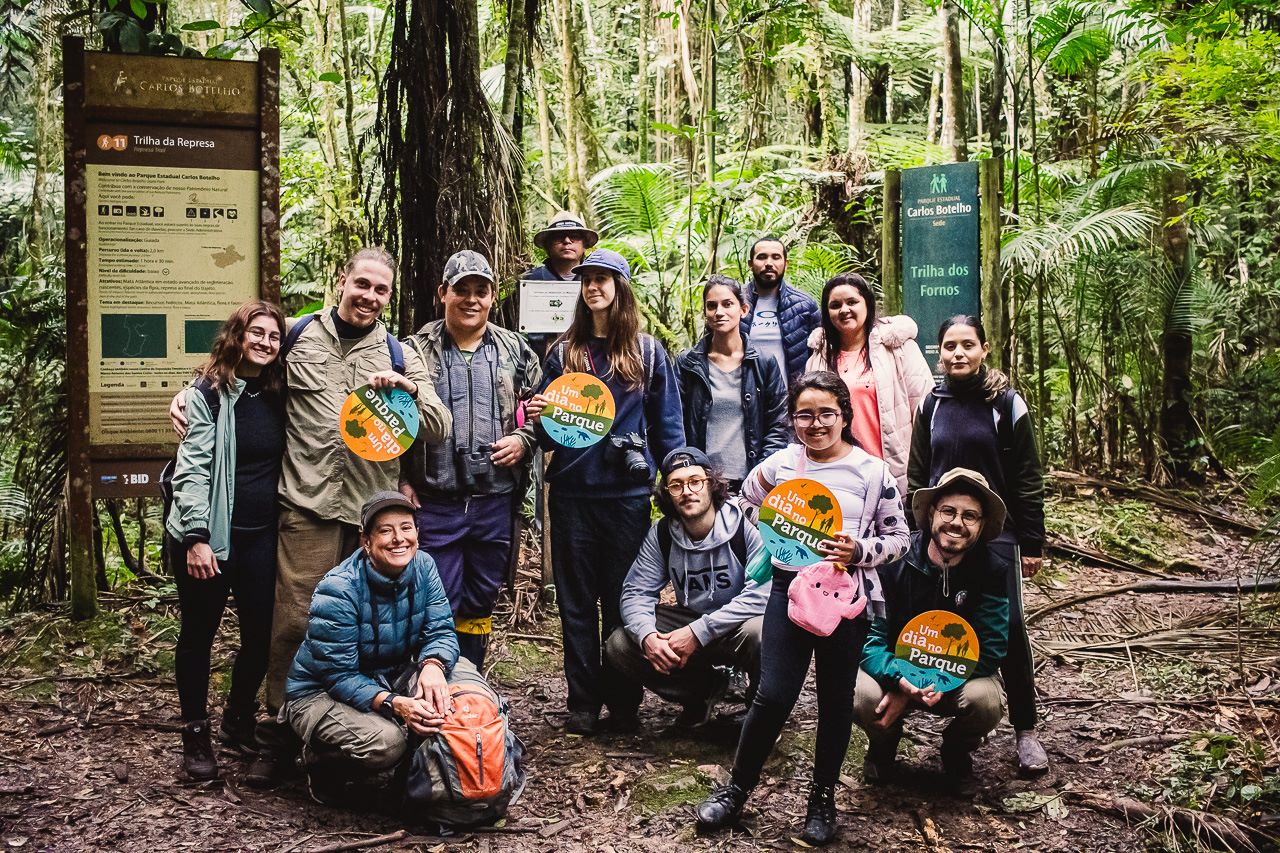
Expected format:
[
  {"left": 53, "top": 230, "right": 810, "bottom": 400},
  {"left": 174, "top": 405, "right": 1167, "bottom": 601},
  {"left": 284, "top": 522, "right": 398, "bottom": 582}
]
[{"left": 787, "top": 561, "right": 867, "bottom": 636}]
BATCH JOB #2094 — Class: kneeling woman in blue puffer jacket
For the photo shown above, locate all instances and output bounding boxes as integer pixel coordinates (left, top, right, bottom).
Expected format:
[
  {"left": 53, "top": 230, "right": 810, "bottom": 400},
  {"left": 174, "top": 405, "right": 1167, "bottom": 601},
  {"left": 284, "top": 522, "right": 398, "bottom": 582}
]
[{"left": 283, "top": 491, "right": 460, "bottom": 798}]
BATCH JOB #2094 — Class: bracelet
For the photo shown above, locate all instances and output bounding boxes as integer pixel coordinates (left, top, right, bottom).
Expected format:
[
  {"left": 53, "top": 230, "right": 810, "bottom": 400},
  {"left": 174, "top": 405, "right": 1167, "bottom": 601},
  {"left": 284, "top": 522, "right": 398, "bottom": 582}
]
[{"left": 420, "top": 657, "right": 446, "bottom": 674}]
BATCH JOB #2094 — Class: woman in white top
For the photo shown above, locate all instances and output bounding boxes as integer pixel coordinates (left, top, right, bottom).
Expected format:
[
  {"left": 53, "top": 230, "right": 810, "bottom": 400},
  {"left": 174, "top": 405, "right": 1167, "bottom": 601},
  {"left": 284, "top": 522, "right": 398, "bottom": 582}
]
[{"left": 695, "top": 371, "right": 909, "bottom": 846}]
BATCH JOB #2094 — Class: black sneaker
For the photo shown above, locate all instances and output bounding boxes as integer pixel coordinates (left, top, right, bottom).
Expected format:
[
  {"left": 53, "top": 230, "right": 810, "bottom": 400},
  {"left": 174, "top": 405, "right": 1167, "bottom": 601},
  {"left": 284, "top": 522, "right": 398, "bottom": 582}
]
[
  {"left": 181, "top": 720, "right": 218, "bottom": 781},
  {"left": 599, "top": 711, "right": 641, "bottom": 734},
  {"left": 941, "top": 745, "right": 978, "bottom": 797},
  {"left": 862, "top": 739, "right": 898, "bottom": 786},
  {"left": 564, "top": 711, "right": 599, "bottom": 735},
  {"left": 695, "top": 782, "right": 749, "bottom": 833},
  {"left": 673, "top": 701, "right": 715, "bottom": 729},
  {"left": 799, "top": 782, "right": 837, "bottom": 846}
]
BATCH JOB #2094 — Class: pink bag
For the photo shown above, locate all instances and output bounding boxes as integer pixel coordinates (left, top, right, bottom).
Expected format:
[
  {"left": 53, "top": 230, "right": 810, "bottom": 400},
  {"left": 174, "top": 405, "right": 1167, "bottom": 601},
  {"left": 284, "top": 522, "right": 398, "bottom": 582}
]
[{"left": 787, "top": 561, "right": 867, "bottom": 636}]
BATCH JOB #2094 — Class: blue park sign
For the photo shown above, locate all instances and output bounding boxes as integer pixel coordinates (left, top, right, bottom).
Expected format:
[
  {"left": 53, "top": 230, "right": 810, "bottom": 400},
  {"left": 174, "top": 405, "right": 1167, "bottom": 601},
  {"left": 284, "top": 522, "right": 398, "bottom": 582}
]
[{"left": 900, "top": 162, "right": 981, "bottom": 364}]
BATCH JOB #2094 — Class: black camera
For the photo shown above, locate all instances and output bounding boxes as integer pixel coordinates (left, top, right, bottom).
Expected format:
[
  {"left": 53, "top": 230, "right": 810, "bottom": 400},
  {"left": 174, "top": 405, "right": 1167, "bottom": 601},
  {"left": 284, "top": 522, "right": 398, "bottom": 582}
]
[
  {"left": 607, "top": 432, "right": 650, "bottom": 483},
  {"left": 454, "top": 446, "right": 495, "bottom": 491}
]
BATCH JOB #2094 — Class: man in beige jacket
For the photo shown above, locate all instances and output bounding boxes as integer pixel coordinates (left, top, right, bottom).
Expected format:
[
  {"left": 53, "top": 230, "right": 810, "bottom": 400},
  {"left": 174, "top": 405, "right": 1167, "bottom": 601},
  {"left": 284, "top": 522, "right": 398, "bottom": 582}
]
[{"left": 170, "top": 247, "right": 450, "bottom": 784}]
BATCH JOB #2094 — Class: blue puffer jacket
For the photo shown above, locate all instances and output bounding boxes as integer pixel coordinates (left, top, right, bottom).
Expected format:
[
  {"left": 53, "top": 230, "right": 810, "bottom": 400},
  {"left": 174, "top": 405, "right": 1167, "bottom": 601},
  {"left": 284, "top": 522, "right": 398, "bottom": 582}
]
[
  {"left": 286, "top": 549, "right": 459, "bottom": 710},
  {"left": 739, "top": 278, "right": 820, "bottom": 381},
  {"left": 675, "top": 335, "right": 791, "bottom": 473}
]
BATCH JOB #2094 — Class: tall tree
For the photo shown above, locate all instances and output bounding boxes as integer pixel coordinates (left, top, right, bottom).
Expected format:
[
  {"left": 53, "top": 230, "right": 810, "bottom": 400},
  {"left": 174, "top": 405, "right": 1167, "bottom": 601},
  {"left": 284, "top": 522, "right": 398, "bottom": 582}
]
[{"left": 939, "top": 0, "right": 967, "bottom": 160}]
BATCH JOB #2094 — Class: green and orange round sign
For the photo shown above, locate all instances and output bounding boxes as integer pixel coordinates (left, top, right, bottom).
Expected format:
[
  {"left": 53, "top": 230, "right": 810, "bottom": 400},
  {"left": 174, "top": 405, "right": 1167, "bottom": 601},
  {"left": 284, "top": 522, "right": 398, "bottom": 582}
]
[
  {"left": 894, "top": 609, "right": 980, "bottom": 692},
  {"left": 759, "top": 478, "right": 841, "bottom": 567},
  {"left": 339, "top": 384, "right": 419, "bottom": 461},
  {"left": 540, "top": 372, "right": 615, "bottom": 449}
]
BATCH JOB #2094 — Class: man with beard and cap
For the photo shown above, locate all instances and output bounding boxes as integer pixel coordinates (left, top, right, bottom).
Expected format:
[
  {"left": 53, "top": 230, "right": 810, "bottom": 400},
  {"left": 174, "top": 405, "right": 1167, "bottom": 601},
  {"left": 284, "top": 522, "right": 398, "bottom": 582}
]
[
  {"left": 738, "top": 236, "right": 819, "bottom": 384},
  {"left": 523, "top": 212, "right": 600, "bottom": 361},
  {"left": 399, "top": 250, "right": 542, "bottom": 669},
  {"left": 854, "top": 467, "right": 1011, "bottom": 794},
  {"left": 606, "top": 448, "right": 769, "bottom": 729}
]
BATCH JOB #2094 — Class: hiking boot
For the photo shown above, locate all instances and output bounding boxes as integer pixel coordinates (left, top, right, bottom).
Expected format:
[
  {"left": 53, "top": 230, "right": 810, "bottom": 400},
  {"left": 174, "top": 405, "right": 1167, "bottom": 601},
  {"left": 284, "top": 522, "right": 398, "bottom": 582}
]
[
  {"left": 181, "top": 720, "right": 218, "bottom": 781},
  {"left": 695, "top": 782, "right": 749, "bottom": 833},
  {"left": 673, "top": 700, "right": 716, "bottom": 730},
  {"left": 1016, "top": 730, "right": 1050, "bottom": 775},
  {"left": 564, "top": 711, "right": 598, "bottom": 735},
  {"left": 599, "top": 710, "right": 641, "bottom": 734},
  {"left": 862, "top": 738, "right": 898, "bottom": 786},
  {"left": 218, "top": 708, "right": 259, "bottom": 754},
  {"left": 941, "top": 744, "right": 977, "bottom": 797},
  {"left": 799, "top": 782, "right": 837, "bottom": 846}
]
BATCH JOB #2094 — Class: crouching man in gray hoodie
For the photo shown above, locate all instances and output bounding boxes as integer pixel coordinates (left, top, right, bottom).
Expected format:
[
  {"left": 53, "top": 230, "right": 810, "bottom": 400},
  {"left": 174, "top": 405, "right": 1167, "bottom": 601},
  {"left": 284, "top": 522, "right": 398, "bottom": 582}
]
[{"left": 605, "top": 447, "right": 771, "bottom": 729}]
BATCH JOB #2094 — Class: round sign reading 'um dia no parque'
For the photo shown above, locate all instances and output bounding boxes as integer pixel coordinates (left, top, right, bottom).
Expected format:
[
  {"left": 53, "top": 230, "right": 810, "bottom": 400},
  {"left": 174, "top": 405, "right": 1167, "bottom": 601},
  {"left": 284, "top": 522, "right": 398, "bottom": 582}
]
[
  {"left": 339, "top": 384, "right": 420, "bottom": 461},
  {"left": 540, "top": 372, "right": 615, "bottom": 449},
  {"left": 894, "top": 609, "right": 980, "bottom": 693},
  {"left": 759, "top": 478, "right": 841, "bottom": 567}
]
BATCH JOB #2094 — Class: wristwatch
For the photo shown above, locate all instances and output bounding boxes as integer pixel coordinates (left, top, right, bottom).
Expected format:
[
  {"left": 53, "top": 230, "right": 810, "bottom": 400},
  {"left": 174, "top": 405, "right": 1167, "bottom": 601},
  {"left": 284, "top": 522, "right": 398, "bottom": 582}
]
[{"left": 379, "top": 693, "right": 401, "bottom": 721}]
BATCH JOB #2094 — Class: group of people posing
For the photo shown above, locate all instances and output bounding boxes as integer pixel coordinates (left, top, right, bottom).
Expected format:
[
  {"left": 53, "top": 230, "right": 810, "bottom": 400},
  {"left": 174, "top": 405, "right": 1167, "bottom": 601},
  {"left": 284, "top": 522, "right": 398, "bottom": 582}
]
[{"left": 163, "top": 211, "right": 1047, "bottom": 845}]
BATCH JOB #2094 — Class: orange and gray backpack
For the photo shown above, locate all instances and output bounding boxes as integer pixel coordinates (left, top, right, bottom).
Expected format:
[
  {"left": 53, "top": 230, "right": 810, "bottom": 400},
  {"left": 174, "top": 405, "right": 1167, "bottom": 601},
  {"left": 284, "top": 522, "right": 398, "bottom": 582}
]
[{"left": 403, "top": 660, "right": 526, "bottom": 827}]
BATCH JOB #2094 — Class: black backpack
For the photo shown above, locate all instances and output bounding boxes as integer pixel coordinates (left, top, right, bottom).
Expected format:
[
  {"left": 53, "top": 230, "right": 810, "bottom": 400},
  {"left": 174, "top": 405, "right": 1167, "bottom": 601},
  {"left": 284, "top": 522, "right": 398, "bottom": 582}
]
[
  {"left": 282, "top": 311, "right": 406, "bottom": 374},
  {"left": 920, "top": 387, "right": 1016, "bottom": 454}
]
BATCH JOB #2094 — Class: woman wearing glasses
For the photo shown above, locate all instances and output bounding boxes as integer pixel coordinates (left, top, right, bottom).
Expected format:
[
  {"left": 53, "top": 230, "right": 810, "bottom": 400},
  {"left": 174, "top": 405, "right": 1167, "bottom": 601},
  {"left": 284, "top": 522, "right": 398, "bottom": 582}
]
[
  {"left": 907, "top": 315, "right": 1048, "bottom": 776},
  {"left": 696, "top": 371, "right": 909, "bottom": 846},
  {"left": 675, "top": 275, "right": 789, "bottom": 492},
  {"left": 805, "top": 273, "right": 934, "bottom": 495},
  {"left": 165, "top": 301, "right": 287, "bottom": 780}
]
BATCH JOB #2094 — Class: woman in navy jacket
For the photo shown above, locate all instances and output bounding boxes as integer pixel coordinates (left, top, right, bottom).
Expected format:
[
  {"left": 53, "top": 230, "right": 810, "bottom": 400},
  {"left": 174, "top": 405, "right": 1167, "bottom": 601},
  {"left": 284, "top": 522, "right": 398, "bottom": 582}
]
[
  {"left": 676, "top": 275, "right": 789, "bottom": 490},
  {"left": 525, "top": 249, "right": 685, "bottom": 736}
]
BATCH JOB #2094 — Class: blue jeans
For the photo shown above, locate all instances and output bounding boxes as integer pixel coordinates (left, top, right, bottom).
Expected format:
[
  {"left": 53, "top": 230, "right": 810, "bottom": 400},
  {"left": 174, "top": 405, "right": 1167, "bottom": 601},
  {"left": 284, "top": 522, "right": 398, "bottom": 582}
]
[{"left": 549, "top": 491, "right": 652, "bottom": 716}]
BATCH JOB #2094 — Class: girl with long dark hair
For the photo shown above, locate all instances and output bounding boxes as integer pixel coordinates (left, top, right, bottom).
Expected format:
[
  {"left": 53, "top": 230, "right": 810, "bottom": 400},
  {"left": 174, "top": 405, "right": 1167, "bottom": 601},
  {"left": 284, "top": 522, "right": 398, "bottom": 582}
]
[
  {"left": 695, "top": 371, "right": 909, "bottom": 846},
  {"left": 675, "top": 274, "right": 789, "bottom": 490},
  {"left": 165, "top": 300, "right": 287, "bottom": 780},
  {"left": 805, "top": 273, "right": 934, "bottom": 495},
  {"left": 525, "top": 249, "right": 685, "bottom": 735},
  {"left": 907, "top": 314, "right": 1048, "bottom": 775}
]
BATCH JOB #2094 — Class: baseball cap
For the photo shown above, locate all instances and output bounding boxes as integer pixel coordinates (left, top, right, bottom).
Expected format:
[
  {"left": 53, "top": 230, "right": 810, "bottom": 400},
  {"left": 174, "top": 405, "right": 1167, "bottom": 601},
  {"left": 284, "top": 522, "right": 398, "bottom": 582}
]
[
  {"left": 661, "top": 447, "right": 713, "bottom": 478},
  {"left": 360, "top": 490, "right": 417, "bottom": 533},
  {"left": 443, "top": 249, "right": 495, "bottom": 288},
  {"left": 572, "top": 248, "right": 631, "bottom": 281}
]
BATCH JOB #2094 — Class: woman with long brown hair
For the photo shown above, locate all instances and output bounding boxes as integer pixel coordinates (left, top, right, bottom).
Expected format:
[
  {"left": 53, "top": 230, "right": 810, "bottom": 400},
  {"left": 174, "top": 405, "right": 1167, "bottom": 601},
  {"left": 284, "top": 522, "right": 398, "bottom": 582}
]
[
  {"left": 525, "top": 249, "right": 685, "bottom": 735},
  {"left": 165, "top": 300, "right": 287, "bottom": 780}
]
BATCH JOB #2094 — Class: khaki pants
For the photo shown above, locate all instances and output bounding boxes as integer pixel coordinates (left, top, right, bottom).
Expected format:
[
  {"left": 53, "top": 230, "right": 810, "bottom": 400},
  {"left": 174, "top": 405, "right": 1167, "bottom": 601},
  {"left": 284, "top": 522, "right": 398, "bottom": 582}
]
[
  {"left": 284, "top": 691, "right": 408, "bottom": 772},
  {"left": 853, "top": 667, "right": 1005, "bottom": 756},
  {"left": 264, "top": 508, "right": 361, "bottom": 711},
  {"left": 603, "top": 605, "right": 763, "bottom": 711}
]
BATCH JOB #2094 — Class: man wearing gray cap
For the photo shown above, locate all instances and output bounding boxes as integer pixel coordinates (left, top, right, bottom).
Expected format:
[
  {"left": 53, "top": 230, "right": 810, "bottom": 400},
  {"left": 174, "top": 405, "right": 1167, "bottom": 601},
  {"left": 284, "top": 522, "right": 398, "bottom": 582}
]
[
  {"left": 399, "top": 249, "right": 542, "bottom": 668},
  {"left": 524, "top": 210, "right": 598, "bottom": 281}
]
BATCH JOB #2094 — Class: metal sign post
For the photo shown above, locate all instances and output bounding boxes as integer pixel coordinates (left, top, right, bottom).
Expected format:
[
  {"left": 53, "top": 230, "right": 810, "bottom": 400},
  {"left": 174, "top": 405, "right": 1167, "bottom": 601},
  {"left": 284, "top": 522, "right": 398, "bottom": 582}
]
[{"left": 63, "top": 38, "right": 279, "bottom": 618}]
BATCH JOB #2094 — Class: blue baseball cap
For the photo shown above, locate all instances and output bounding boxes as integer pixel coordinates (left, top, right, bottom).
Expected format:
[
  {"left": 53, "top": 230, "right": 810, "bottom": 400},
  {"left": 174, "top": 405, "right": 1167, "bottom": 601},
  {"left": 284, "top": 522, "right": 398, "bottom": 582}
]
[{"left": 572, "top": 248, "right": 630, "bottom": 281}]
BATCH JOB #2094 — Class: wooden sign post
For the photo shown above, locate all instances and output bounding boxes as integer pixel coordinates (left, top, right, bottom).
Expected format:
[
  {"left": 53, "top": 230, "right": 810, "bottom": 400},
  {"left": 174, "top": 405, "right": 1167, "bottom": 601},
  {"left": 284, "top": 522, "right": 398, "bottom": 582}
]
[{"left": 63, "top": 38, "right": 279, "bottom": 618}]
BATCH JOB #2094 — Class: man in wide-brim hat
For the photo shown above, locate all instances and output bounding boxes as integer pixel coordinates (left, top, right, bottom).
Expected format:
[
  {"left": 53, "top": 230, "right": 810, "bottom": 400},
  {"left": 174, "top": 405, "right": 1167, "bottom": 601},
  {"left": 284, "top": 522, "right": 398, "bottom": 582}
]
[
  {"left": 525, "top": 211, "right": 599, "bottom": 281},
  {"left": 854, "top": 467, "right": 1012, "bottom": 795}
]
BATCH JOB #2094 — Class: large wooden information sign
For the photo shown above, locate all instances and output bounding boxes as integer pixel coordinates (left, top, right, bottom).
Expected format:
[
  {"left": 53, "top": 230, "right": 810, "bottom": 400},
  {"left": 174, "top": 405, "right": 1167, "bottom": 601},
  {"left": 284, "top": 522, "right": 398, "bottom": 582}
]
[{"left": 63, "top": 38, "right": 279, "bottom": 616}]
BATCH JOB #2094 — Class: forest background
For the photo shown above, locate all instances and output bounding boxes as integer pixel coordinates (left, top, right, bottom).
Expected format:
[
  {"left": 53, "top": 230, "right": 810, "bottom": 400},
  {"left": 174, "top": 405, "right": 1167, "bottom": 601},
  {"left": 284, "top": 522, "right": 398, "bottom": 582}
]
[{"left": 0, "top": 0, "right": 1278, "bottom": 610}]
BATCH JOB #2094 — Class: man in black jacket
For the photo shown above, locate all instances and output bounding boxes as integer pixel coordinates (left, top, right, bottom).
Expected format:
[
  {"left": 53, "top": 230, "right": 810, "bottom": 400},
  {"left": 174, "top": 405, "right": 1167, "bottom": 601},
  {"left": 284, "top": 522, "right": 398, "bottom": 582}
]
[{"left": 524, "top": 211, "right": 597, "bottom": 281}]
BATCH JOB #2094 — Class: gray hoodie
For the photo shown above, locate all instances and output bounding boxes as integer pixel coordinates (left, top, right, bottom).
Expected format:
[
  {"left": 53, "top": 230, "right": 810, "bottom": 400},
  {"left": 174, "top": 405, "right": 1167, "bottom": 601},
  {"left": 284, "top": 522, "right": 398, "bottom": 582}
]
[{"left": 620, "top": 499, "right": 771, "bottom": 647}]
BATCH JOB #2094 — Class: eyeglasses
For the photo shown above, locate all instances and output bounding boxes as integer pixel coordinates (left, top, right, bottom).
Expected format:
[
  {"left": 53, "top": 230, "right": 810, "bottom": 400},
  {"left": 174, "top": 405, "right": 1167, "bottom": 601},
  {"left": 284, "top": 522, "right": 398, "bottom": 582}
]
[
  {"left": 935, "top": 506, "right": 984, "bottom": 526},
  {"left": 665, "top": 476, "right": 708, "bottom": 496},
  {"left": 246, "top": 328, "right": 282, "bottom": 344},
  {"left": 792, "top": 411, "right": 840, "bottom": 428}
]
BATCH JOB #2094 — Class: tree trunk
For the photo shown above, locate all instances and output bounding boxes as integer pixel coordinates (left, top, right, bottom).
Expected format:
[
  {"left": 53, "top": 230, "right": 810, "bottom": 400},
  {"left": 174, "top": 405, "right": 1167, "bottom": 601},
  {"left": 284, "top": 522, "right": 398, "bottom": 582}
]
[
  {"left": 554, "top": 0, "right": 593, "bottom": 214},
  {"left": 939, "top": 0, "right": 967, "bottom": 160},
  {"left": 500, "top": 0, "right": 528, "bottom": 133},
  {"left": 885, "top": 0, "right": 903, "bottom": 123},
  {"left": 636, "top": 0, "right": 651, "bottom": 160},
  {"left": 1159, "top": 168, "right": 1197, "bottom": 480},
  {"left": 28, "top": 3, "right": 58, "bottom": 271},
  {"left": 846, "top": 0, "right": 871, "bottom": 148},
  {"left": 925, "top": 63, "right": 941, "bottom": 144},
  {"left": 103, "top": 499, "right": 139, "bottom": 575},
  {"left": 532, "top": 44, "right": 559, "bottom": 214}
]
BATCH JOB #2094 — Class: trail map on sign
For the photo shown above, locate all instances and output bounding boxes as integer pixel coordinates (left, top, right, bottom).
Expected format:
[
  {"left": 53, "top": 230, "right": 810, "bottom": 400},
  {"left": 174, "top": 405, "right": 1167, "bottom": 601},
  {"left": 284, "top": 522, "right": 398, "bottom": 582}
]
[
  {"left": 894, "top": 609, "right": 980, "bottom": 692},
  {"left": 340, "top": 385, "right": 420, "bottom": 461},
  {"left": 759, "top": 478, "right": 841, "bottom": 567},
  {"left": 540, "top": 372, "right": 615, "bottom": 448}
]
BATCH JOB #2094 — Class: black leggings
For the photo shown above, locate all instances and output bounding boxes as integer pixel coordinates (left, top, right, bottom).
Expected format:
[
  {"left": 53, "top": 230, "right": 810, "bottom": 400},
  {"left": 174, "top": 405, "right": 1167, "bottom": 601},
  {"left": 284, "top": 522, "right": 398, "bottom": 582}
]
[
  {"left": 172, "top": 525, "right": 277, "bottom": 722},
  {"left": 730, "top": 569, "right": 870, "bottom": 789},
  {"left": 993, "top": 540, "right": 1038, "bottom": 731}
]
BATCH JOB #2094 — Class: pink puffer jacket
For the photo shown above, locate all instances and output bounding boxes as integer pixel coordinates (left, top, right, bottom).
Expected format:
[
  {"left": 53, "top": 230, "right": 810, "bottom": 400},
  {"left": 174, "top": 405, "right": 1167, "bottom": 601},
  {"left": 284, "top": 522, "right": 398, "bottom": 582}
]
[{"left": 804, "top": 315, "right": 936, "bottom": 496}]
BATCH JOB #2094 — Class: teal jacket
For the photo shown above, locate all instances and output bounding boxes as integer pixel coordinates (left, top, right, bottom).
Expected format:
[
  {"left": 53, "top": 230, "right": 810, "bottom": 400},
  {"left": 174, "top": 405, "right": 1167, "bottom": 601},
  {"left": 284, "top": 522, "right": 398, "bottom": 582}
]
[
  {"left": 286, "top": 549, "right": 459, "bottom": 709},
  {"left": 165, "top": 378, "right": 245, "bottom": 559},
  {"left": 862, "top": 531, "right": 1010, "bottom": 690}
]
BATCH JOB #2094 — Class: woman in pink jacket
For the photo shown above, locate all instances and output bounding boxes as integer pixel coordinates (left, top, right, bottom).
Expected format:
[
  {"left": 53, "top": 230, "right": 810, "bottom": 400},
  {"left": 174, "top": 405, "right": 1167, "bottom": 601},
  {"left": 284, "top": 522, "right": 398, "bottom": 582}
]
[{"left": 804, "top": 273, "right": 935, "bottom": 496}]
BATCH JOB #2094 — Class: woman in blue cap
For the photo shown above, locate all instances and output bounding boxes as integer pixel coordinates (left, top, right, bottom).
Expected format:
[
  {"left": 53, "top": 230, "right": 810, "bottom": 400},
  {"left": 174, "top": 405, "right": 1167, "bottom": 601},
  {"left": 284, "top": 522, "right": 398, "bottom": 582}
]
[{"left": 525, "top": 248, "right": 685, "bottom": 735}]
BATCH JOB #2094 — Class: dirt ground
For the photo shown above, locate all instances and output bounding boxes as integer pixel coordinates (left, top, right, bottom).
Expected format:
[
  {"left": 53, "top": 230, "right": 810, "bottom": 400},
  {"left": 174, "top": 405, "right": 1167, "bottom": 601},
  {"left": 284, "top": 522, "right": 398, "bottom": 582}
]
[{"left": 1, "top": 483, "right": 1277, "bottom": 852}]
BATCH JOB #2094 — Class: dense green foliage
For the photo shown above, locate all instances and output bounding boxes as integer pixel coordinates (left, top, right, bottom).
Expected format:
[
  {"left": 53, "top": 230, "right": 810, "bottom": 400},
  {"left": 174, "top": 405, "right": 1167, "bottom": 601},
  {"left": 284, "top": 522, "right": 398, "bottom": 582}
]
[{"left": 0, "top": 0, "right": 1278, "bottom": 606}]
